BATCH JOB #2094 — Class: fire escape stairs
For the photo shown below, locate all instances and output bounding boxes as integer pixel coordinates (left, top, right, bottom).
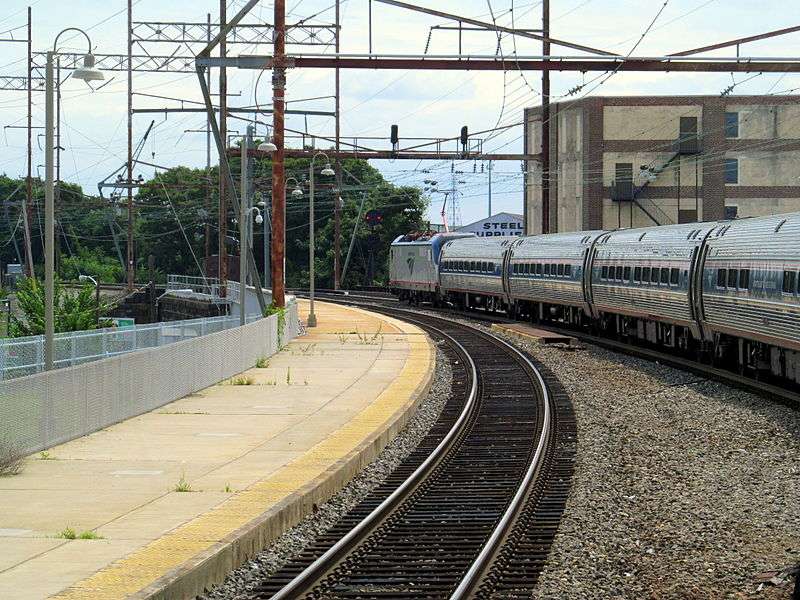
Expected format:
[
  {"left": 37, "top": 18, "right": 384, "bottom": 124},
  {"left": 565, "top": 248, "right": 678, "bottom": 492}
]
[{"left": 631, "top": 151, "right": 681, "bottom": 226}]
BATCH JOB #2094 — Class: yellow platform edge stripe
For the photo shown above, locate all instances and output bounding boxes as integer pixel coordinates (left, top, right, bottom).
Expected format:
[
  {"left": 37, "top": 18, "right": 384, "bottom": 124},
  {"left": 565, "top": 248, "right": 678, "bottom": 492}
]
[{"left": 51, "top": 305, "right": 434, "bottom": 600}]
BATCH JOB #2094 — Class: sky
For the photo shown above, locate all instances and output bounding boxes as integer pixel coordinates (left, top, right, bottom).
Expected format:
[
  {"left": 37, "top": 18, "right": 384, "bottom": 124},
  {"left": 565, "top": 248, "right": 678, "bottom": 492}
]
[{"left": 0, "top": 0, "right": 799, "bottom": 228}]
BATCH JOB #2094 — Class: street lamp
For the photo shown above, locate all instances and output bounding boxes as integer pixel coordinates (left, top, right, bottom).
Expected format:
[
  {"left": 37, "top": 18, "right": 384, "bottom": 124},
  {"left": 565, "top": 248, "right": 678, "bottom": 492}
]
[
  {"left": 308, "top": 153, "right": 335, "bottom": 327},
  {"left": 45, "top": 28, "right": 104, "bottom": 370},
  {"left": 78, "top": 274, "right": 100, "bottom": 326}
]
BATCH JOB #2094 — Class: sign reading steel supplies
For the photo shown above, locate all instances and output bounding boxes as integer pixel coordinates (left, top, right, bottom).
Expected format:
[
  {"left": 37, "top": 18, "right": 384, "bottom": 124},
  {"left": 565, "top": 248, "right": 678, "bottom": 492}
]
[{"left": 456, "top": 212, "right": 524, "bottom": 237}]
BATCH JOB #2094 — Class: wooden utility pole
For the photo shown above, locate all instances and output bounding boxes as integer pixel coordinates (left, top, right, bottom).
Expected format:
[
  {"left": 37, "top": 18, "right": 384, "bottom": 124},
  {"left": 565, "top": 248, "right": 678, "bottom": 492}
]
[
  {"left": 541, "top": 0, "right": 550, "bottom": 234},
  {"left": 126, "top": 0, "right": 135, "bottom": 289},
  {"left": 333, "top": 0, "right": 342, "bottom": 289},
  {"left": 271, "top": 0, "right": 286, "bottom": 307},
  {"left": 218, "top": 0, "right": 228, "bottom": 295}
]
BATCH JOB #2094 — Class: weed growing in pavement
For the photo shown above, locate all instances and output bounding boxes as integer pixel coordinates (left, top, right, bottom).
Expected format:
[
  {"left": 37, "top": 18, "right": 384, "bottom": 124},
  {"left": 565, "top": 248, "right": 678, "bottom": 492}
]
[
  {"left": 286, "top": 367, "right": 292, "bottom": 385},
  {"left": 255, "top": 357, "right": 270, "bottom": 369},
  {"left": 337, "top": 332, "right": 348, "bottom": 344},
  {"left": 57, "top": 527, "right": 76, "bottom": 540},
  {"left": 223, "top": 483, "right": 233, "bottom": 493},
  {"left": 0, "top": 438, "right": 25, "bottom": 476},
  {"left": 173, "top": 474, "right": 192, "bottom": 493},
  {"left": 77, "top": 530, "right": 104, "bottom": 540},
  {"left": 38, "top": 451, "right": 54, "bottom": 460},
  {"left": 230, "top": 376, "right": 255, "bottom": 386}
]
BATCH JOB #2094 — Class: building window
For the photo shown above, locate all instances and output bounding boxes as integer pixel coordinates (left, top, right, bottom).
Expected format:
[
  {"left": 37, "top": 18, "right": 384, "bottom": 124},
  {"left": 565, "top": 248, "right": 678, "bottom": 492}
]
[
  {"left": 725, "top": 205, "right": 739, "bottom": 220},
  {"left": 725, "top": 112, "right": 739, "bottom": 138},
  {"left": 725, "top": 158, "right": 739, "bottom": 184}
]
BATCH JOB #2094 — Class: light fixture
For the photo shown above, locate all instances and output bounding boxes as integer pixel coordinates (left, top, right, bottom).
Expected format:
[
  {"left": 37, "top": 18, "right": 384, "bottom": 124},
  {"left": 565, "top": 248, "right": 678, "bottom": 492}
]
[
  {"left": 255, "top": 213, "right": 263, "bottom": 225},
  {"left": 291, "top": 187, "right": 303, "bottom": 198},
  {"left": 72, "top": 53, "right": 104, "bottom": 82},
  {"left": 320, "top": 163, "right": 335, "bottom": 177},
  {"left": 258, "top": 139, "right": 277, "bottom": 152}
]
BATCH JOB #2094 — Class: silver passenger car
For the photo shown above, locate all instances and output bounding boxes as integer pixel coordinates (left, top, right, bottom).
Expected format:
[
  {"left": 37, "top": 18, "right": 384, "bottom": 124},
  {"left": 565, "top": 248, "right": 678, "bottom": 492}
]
[
  {"left": 700, "top": 213, "right": 800, "bottom": 356},
  {"left": 589, "top": 222, "right": 717, "bottom": 342},
  {"left": 509, "top": 231, "right": 605, "bottom": 318},
  {"left": 439, "top": 236, "right": 510, "bottom": 305}
]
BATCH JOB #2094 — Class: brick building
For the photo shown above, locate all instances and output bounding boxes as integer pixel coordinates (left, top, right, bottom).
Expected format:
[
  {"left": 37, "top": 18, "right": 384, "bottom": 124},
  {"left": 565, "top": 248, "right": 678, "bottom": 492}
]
[{"left": 524, "top": 95, "right": 800, "bottom": 233}]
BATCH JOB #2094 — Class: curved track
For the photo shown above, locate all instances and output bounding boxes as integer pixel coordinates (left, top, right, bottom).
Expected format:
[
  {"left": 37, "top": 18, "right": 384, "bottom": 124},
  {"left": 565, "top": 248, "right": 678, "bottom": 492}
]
[{"left": 254, "top": 305, "right": 575, "bottom": 599}]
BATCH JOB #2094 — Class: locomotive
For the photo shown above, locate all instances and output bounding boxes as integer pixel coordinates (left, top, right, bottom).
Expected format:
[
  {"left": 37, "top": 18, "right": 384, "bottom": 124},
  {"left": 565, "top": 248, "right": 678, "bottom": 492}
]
[{"left": 389, "top": 213, "right": 800, "bottom": 386}]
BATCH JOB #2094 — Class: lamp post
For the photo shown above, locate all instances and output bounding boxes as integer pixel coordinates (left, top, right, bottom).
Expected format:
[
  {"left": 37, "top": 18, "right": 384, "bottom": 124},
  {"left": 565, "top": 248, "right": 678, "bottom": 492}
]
[
  {"left": 78, "top": 274, "right": 100, "bottom": 326},
  {"left": 239, "top": 125, "right": 255, "bottom": 326},
  {"left": 45, "top": 29, "right": 103, "bottom": 370},
  {"left": 308, "top": 153, "right": 335, "bottom": 328}
]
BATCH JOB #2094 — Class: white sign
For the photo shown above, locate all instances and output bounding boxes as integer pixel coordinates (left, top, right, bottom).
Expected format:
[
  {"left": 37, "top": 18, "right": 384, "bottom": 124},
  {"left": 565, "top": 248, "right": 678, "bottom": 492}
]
[{"left": 456, "top": 212, "right": 524, "bottom": 237}]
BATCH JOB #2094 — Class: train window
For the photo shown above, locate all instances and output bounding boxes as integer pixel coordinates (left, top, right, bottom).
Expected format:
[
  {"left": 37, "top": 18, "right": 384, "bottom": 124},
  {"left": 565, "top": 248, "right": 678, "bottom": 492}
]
[
  {"left": 634, "top": 266, "right": 641, "bottom": 282},
  {"left": 624, "top": 266, "right": 631, "bottom": 281},
  {"left": 489, "top": 262, "right": 495, "bottom": 273},
  {"left": 535, "top": 263, "right": 543, "bottom": 276},
  {"left": 512, "top": 264, "right": 518, "bottom": 274},
  {"left": 565, "top": 264, "right": 573, "bottom": 277},
  {"left": 717, "top": 269, "right": 727, "bottom": 288},
  {"left": 615, "top": 266, "right": 623, "bottom": 281},
  {"left": 659, "top": 268, "right": 668, "bottom": 284},
  {"left": 601, "top": 265, "right": 608, "bottom": 280},
  {"left": 728, "top": 269, "right": 738, "bottom": 289},
  {"left": 470, "top": 261, "right": 476, "bottom": 271},
  {"left": 545, "top": 264, "right": 551, "bottom": 276},
  {"left": 652, "top": 268, "right": 661, "bottom": 284},
  {"left": 670, "top": 268, "right": 680, "bottom": 285},
  {"left": 642, "top": 267, "right": 650, "bottom": 283},
  {"left": 482, "top": 261, "right": 488, "bottom": 272},
  {"left": 739, "top": 269, "right": 750, "bottom": 290},
  {"left": 551, "top": 263, "right": 557, "bottom": 277},
  {"left": 557, "top": 264, "right": 564, "bottom": 276},
  {"left": 783, "top": 271, "right": 797, "bottom": 294}
]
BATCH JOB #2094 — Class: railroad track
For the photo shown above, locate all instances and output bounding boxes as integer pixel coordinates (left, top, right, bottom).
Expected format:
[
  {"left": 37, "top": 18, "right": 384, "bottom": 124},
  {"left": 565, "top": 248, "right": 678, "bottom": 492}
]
[{"left": 255, "top": 305, "right": 575, "bottom": 599}]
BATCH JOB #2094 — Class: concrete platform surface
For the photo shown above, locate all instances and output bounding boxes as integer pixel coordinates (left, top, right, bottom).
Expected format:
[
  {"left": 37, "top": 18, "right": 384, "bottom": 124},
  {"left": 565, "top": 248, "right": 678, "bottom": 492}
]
[
  {"left": 0, "top": 300, "right": 434, "bottom": 600},
  {"left": 492, "top": 322, "right": 577, "bottom": 345}
]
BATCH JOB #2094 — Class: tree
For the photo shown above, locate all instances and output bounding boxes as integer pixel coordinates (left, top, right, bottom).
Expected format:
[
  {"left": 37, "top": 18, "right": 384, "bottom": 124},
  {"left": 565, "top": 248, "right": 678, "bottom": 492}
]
[{"left": 8, "top": 278, "right": 112, "bottom": 338}]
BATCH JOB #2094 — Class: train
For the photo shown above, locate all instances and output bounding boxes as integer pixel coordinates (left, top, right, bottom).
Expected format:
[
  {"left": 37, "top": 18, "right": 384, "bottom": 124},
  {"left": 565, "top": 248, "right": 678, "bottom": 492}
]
[{"left": 389, "top": 213, "right": 800, "bottom": 386}]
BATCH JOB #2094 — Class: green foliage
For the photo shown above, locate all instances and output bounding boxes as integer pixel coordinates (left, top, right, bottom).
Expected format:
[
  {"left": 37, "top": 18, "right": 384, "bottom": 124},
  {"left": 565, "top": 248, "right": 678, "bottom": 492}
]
[
  {"left": 8, "top": 278, "right": 112, "bottom": 338},
  {"left": 255, "top": 357, "right": 270, "bottom": 368},
  {"left": 77, "top": 530, "right": 104, "bottom": 540},
  {"left": 57, "top": 527, "right": 76, "bottom": 540},
  {"left": 173, "top": 474, "right": 193, "bottom": 492},
  {"left": 61, "top": 246, "right": 124, "bottom": 283},
  {"left": 264, "top": 302, "right": 287, "bottom": 345}
]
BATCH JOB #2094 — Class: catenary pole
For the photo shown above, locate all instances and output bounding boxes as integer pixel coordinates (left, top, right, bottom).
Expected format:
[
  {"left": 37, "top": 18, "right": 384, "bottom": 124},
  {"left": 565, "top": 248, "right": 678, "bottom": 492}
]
[
  {"left": 271, "top": 0, "right": 287, "bottom": 307},
  {"left": 541, "top": 0, "right": 550, "bottom": 234},
  {"left": 219, "top": 0, "right": 228, "bottom": 296},
  {"left": 127, "top": 0, "right": 135, "bottom": 289}
]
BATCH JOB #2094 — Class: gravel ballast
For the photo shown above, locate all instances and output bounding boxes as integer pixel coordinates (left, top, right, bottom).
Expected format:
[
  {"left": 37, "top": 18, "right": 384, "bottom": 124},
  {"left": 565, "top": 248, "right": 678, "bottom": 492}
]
[
  {"left": 498, "top": 331, "right": 800, "bottom": 599},
  {"left": 203, "top": 343, "right": 452, "bottom": 600}
]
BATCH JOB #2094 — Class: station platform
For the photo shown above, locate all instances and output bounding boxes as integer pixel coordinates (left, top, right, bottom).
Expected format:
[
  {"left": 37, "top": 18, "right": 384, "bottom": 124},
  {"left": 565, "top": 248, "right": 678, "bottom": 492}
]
[{"left": 0, "top": 300, "right": 434, "bottom": 600}]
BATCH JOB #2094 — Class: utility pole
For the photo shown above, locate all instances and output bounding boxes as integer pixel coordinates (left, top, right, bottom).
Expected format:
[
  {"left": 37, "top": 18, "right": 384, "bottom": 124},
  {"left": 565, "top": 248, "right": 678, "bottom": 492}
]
[
  {"left": 488, "top": 160, "right": 493, "bottom": 217},
  {"left": 126, "top": 0, "right": 135, "bottom": 290},
  {"left": 219, "top": 0, "right": 228, "bottom": 296},
  {"left": 333, "top": 0, "right": 342, "bottom": 290},
  {"left": 239, "top": 126, "right": 251, "bottom": 326},
  {"left": 24, "top": 5, "right": 34, "bottom": 278},
  {"left": 271, "top": 0, "right": 287, "bottom": 308},
  {"left": 205, "top": 13, "right": 212, "bottom": 269},
  {"left": 55, "top": 57, "right": 61, "bottom": 274},
  {"left": 541, "top": 0, "right": 550, "bottom": 234}
]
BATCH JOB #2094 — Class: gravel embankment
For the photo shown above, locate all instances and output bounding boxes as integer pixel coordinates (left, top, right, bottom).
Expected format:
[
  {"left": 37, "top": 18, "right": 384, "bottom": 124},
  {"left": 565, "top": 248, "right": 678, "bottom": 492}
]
[
  {"left": 203, "top": 343, "right": 452, "bottom": 600},
  {"left": 498, "top": 332, "right": 800, "bottom": 599}
]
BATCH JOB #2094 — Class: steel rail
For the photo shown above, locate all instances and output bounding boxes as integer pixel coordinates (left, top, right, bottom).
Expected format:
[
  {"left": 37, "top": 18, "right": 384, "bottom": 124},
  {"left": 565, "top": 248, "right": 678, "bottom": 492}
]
[
  {"left": 268, "top": 319, "right": 480, "bottom": 599},
  {"left": 277, "top": 296, "right": 557, "bottom": 598}
]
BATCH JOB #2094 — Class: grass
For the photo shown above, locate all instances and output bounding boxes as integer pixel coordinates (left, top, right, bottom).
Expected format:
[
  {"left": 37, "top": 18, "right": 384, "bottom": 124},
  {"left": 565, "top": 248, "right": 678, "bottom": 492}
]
[
  {"left": 337, "top": 333, "right": 348, "bottom": 344},
  {"left": 38, "top": 451, "right": 55, "bottom": 460},
  {"left": 286, "top": 367, "right": 292, "bottom": 385},
  {"left": 223, "top": 483, "right": 233, "bottom": 493},
  {"left": 255, "top": 357, "right": 270, "bottom": 369},
  {"left": 173, "top": 474, "right": 193, "bottom": 493},
  {"left": 0, "top": 438, "right": 25, "bottom": 477},
  {"left": 56, "top": 527, "right": 104, "bottom": 540},
  {"left": 356, "top": 324, "right": 382, "bottom": 345},
  {"left": 230, "top": 375, "right": 255, "bottom": 386}
]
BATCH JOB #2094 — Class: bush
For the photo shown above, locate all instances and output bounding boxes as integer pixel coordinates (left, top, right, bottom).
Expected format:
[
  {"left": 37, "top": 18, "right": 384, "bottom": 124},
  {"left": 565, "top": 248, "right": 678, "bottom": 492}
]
[
  {"left": 0, "top": 438, "right": 25, "bottom": 476},
  {"left": 9, "top": 277, "right": 113, "bottom": 337}
]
